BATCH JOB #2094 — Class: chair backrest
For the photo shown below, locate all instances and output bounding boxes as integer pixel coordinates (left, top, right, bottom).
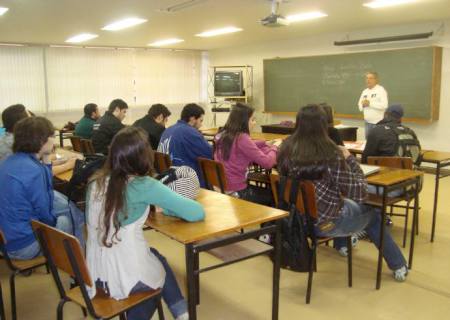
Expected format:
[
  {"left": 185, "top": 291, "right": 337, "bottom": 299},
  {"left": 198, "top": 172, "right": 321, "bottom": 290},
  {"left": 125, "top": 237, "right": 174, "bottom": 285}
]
[
  {"left": 70, "top": 136, "right": 82, "bottom": 153},
  {"left": 367, "top": 156, "right": 413, "bottom": 170},
  {"left": 154, "top": 152, "right": 172, "bottom": 174},
  {"left": 269, "top": 174, "right": 318, "bottom": 220},
  {"left": 31, "top": 220, "right": 92, "bottom": 287},
  {"left": 198, "top": 157, "right": 227, "bottom": 193},
  {"left": 80, "top": 139, "right": 95, "bottom": 155}
]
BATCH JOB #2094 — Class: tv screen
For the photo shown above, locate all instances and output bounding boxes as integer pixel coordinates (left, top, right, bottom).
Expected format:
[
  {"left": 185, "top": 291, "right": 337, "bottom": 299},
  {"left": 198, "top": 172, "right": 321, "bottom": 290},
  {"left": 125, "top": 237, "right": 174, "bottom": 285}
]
[{"left": 214, "top": 71, "right": 243, "bottom": 97}]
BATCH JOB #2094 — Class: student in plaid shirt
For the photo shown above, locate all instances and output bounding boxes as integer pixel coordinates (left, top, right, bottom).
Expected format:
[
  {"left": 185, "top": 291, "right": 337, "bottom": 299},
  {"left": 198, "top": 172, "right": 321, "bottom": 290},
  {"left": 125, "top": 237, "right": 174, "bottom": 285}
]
[{"left": 277, "top": 104, "right": 408, "bottom": 282}]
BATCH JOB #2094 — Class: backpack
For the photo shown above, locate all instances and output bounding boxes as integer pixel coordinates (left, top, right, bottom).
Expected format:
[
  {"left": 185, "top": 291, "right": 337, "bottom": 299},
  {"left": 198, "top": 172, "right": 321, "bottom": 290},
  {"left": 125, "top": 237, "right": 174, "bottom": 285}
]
[
  {"left": 391, "top": 126, "right": 422, "bottom": 167},
  {"left": 271, "top": 176, "right": 313, "bottom": 272},
  {"left": 155, "top": 166, "right": 200, "bottom": 200},
  {"left": 66, "top": 154, "right": 106, "bottom": 203}
]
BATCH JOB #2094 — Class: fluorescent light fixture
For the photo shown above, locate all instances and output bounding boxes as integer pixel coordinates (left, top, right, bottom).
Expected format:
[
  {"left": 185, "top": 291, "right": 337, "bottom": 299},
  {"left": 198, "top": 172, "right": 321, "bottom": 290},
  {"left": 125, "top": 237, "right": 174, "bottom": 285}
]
[
  {"left": 102, "top": 18, "right": 147, "bottom": 31},
  {"left": 149, "top": 38, "right": 185, "bottom": 46},
  {"left": 286, "top": 11, "right": 328, "bottom": 22},
  {"left": 363, "top": 0, "right": 415, "bottom": 9},
  {"left": 65, "top": 33, "right": 98, "bottom": 43},
  {"left": 0, "top": 7, "right": 9, "bottom": 15},
  {"left": 195, "top": 26, "right": 242, "bottom": 37}
]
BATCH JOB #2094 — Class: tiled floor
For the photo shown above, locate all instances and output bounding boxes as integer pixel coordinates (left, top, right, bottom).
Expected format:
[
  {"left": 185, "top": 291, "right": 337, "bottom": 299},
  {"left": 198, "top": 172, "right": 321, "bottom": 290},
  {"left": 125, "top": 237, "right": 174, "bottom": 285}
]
[{"left": 1, "top": 173, "right": 450, "bottom": 319}]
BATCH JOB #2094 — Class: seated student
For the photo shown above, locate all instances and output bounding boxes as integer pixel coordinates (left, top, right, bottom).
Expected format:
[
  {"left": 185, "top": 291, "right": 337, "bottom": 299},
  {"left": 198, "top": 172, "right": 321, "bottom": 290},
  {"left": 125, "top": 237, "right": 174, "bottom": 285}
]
[
  {"left": 214, "top": 103, "right": 277, "bottom": 206},
  {"left": 0, "top": 117, "right": 84, "bottom": 260},
  {"left": 277, "top": 104, "right": 408, "bottom": 281},
  {"left": 0, "top": 104, "right": 29, "bottom": 161},
  {"left": 362, "top": 104, "right": 420, "bottom": 164},
  {"left": 133, "top": 103, "right": 171, "bottom": 150},
  {"left": 86, "top": 126, "right": 204, "bottom": 320},
  {"left": 320, "top": 103, "right": 344, "bottom": 146},
  {"left": 74, "top": 103, "right": 101, "bottom": 139},
  {"left": 92, "top": 99, "right": 128, "bottom": 155},
  {"left": 0, "top": 104, "right": 77, "bottom": 174},
  {"left": 158, "top": 103, "right": 212, "bottom": 187}
]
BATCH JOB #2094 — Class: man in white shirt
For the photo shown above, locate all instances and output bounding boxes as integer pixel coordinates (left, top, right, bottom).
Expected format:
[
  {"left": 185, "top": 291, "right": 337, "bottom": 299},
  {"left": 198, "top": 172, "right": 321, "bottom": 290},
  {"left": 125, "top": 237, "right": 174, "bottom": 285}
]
[{"left": 358, "top": 72, "right": 388, "bottom": 138}]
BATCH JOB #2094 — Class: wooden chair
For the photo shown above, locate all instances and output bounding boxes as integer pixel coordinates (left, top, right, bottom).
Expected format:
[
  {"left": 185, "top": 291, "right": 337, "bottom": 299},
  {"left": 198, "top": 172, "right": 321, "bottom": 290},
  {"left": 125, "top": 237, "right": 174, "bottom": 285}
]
[
  {"left": 198, "top": 157, "right": 227, "bottom": 193},
  {"left": 0, "top": 231, "right": 47, "bottom": 320},
  {"left": 30, "top": 221, "right": 164, "bottom": 320},
  {"left": 154, "top": 152, "right": 172, "bottom": 174},
  {"left": 270, "top": 175, "right": 352, "bottom": 304},
  {"left": 0, "top": 281, "right": 5, "bottom": 320},
  {"left": 69, "top": 136, "right": 82, "bottom": 152},
  {"left": 367, "top": 156, "right": 421, "bottom": 247},
  {"left": 80, "top": 139, "right": 95, "bottom": 155}
]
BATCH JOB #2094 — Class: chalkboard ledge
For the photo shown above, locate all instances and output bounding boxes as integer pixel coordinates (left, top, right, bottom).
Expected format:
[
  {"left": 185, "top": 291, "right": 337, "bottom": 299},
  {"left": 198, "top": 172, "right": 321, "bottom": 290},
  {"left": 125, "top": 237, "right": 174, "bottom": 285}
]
[{"left": 263, "top": 111, "right": 435, "bottom": 124}]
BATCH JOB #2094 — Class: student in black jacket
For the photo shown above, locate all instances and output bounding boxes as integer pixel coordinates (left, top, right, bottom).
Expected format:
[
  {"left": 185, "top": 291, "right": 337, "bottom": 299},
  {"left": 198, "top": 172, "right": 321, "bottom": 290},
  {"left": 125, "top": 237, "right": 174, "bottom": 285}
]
[
  {"left": 362, "top": 104, "right": 419, "bottom": 163},
  {"left": 320, "top": 103, "right": 344, "bottom": 146},
  {"left": 133, "top": 104, "right": 171, "bottom": 150},
  {"left": 92, "top": 99, "right": 128, "bottom": 155}
]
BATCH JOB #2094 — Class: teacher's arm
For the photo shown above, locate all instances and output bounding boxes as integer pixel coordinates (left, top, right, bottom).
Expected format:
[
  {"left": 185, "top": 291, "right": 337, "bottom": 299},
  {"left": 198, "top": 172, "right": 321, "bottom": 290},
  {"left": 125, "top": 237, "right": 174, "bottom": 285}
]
[{"left": 358, "top": 91, "right": 365, "bottom": 112}]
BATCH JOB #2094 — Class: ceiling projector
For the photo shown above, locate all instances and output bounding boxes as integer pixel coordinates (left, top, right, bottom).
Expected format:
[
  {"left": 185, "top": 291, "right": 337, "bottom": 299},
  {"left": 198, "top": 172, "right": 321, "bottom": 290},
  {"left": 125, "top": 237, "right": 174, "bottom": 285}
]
[{"left": 261, "top": 13, "right": 290, "bottom": 27}]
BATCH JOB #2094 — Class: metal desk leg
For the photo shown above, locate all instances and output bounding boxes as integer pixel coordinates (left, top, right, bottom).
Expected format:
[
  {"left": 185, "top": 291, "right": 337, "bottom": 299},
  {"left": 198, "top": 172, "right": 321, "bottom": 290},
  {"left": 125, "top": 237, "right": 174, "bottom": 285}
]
[
  {"left": 376, "top": 187, "right": 387, "bottom": 290},
  {"left": 431, "top": 163, "right": 441, "bottom": 242},
  {"left": 409, "top": 178, "right": 420, "bottom": 269},
  {"left": 59, "top": 131, "right": 64, "bottom": 148},
  {"left": 185, "top": 243, "right": 197, "bottom": 320},
  {"left": 272, "top": 220, "right": 281, "bottom": 320}
]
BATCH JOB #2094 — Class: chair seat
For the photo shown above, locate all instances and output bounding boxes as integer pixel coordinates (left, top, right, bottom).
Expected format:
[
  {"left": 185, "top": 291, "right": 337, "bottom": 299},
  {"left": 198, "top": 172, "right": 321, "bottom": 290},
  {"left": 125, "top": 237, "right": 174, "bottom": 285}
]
[
  {"left": 66, "top": 287, "right": 161, "bottom": 319},
  {"left": 11, "top": 255, "right": 46, "bottom": 271}
]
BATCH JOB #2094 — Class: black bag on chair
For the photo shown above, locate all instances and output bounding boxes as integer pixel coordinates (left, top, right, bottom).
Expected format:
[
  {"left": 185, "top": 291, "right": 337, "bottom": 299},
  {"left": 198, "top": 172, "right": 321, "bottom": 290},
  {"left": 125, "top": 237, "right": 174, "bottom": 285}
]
[{"left": 275, "top": 176, "right": 313, "bottom": 272}]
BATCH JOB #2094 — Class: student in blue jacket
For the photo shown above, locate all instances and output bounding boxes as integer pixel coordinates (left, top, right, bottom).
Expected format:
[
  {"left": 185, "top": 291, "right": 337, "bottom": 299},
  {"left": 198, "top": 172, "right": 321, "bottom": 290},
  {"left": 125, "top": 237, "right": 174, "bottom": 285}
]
[
  {"left": 158, "top": 103, "right": 212, "bottom": 186},
  {"left": 0, "top": 117, "right": 84, "bottom": 260}
]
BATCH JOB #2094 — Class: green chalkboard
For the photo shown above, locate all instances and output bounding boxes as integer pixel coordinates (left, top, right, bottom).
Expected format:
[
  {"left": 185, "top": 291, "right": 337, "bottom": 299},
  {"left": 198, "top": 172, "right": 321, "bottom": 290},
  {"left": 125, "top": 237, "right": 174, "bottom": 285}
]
[{"left": 264, "top": 47, "right": 441, "bottom": 121}]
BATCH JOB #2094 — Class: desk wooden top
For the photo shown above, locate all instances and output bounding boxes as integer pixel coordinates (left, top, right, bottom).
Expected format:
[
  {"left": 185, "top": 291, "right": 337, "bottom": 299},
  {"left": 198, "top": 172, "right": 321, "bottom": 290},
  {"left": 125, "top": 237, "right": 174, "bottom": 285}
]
[
  {"left": 344, "top": 141, "right": 365, "bottom": 154},
  {"left": 366, "top": 166, "right": 422, "bottom": 187},
  {"left": 421, "top": 150, "right": 450, "bottom": 163},
  {"left": 55, "top": 170, "right": 73, "bottom": 182},
  {"left": 147, "top": 189, "right": 288, "bottom": 244},
  {"left": 200, "top": 128, "right": 288, "bottom": 141}
]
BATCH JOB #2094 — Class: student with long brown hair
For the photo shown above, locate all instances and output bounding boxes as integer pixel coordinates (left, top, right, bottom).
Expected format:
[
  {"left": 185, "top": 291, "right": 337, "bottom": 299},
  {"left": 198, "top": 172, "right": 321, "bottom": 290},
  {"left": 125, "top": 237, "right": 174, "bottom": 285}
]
[
  {"left": 214, "top": 103, "right": 277, "bottom": 206},
  {"left": 86, "top": 126, "right": 205, "bottom": 320},
  {"left": 277, "top": 104, "right": 408, "bottom": 282}
]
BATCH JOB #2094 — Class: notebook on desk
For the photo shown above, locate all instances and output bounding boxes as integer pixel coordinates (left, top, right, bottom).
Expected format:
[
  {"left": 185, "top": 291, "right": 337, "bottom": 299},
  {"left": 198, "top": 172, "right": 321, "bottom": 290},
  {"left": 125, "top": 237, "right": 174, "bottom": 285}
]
[{"left": 360, "top": 164, "right": 380, "bottom": 176}]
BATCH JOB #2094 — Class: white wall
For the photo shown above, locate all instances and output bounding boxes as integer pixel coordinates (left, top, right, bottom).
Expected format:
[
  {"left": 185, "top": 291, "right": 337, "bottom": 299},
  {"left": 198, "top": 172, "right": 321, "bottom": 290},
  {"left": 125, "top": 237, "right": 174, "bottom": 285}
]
[{"left": 209, "top": 21, "right": 450, "bottom": 152}]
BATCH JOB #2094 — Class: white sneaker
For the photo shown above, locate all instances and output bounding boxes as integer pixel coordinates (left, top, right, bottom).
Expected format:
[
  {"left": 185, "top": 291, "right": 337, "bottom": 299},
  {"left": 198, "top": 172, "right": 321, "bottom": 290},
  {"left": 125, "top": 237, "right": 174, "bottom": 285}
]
[
  {"left": 338, "top": 247, "right": 348, "bottom": 257},
  {"left": 176, "top": 312, "right": 189, "bottom": 320},
  {"left": 393, "top": 266, "right": 408, "bottom": 282}
]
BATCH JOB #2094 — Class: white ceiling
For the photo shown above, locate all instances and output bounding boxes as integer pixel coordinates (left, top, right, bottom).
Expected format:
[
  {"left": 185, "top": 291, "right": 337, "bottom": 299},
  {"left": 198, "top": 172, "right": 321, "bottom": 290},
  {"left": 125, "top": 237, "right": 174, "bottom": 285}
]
[{"left": 0, "top": 0, "right": 449, "bottom": 50}]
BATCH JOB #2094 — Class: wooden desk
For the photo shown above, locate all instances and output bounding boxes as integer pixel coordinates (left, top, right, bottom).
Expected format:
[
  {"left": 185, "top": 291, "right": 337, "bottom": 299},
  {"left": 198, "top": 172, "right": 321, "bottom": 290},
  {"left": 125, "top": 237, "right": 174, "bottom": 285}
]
[
  {"left": 365, "top": 167, "right": 423, "bottom": 289},
  {"left": 201, "top": 128, "right": 288, "bottom": 142},
  {"left": 261, "top": 124, "right": 358, "bottom": 141},
  {"left": 420, "top": 150, "right": 450, "bottom": 242},
  {"left": 148, "top": 189, "right": 288, "bottom": 319},
  {"left": 344, "top": 141, "right": 365, "bottom": 155}
]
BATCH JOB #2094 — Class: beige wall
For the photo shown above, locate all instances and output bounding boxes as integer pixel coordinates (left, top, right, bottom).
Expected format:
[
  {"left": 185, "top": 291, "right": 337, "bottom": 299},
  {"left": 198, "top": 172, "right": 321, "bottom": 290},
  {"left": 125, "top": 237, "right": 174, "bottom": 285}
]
[{"left": 209, "top": 21, "right": 450, "bottom": 152}]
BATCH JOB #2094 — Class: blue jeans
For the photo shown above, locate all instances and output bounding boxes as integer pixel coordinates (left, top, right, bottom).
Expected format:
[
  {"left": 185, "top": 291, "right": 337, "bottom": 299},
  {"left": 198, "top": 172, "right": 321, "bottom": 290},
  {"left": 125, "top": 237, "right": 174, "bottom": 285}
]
[
  {"left": 126, "top": 248, "right": 187, "bottom": 320},
  {"left": 367, "top": 184, "right": 404, "bottom": 198},
  {"left": 8, "top": 191, "right": 85, "bottom": 260},
  {"left": 365, "top": 121, "right": 377, "bottom": 139},
  {"left": 315, "top": 199, "right": 406, "bottom": 271}
]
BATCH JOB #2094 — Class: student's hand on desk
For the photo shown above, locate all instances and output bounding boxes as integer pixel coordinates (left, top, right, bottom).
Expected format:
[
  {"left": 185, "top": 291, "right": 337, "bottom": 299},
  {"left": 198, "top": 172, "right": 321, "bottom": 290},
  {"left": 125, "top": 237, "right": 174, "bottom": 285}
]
[
  {"left": 268, "top": 139, "right": 282, "bottom": 147},
  {"left": 338, "top": 146, "right": 351, "bottom": 159}
]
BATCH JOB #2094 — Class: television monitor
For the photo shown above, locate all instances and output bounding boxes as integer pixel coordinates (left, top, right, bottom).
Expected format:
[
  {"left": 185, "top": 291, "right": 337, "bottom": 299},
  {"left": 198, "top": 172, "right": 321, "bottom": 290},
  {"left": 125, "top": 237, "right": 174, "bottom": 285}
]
[{"left": 214, "top": 71, "right": 243, "bottom": 97}]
